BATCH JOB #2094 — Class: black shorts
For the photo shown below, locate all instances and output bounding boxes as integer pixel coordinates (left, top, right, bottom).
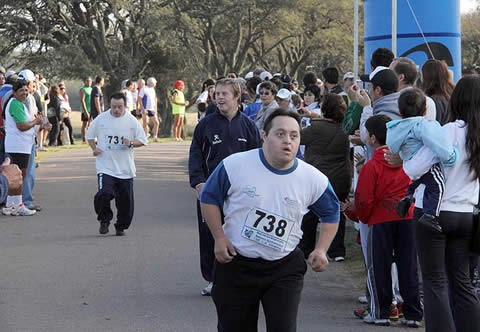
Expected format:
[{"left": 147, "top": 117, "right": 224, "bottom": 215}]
[
  {"left": 147, "top": 111, "right": 156, "bottom": 117},
  {"left": 131, "top": 110, "right": 141, "bottom": 119},
  {"left": 81, "top": 112, "right": 90, "bottom": 122},
  {"left": 8, "top": 153, "right": 30, "bottom": 169}
]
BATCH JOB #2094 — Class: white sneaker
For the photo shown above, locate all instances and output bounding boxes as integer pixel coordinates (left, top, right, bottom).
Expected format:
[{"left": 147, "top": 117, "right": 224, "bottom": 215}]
[
  {"left": 334, "top": 256, "right": 345, "bottom": 262},
  {"left": 358, "top": 295, "right": 368, "bottom": 304},
  {"left": 363, "top": 313, "right": 390, "bottom": 326},
  {"left": 2, "top": 206, "right": 14, "bottom": 216},
  {"left": 201, "top": 282, "right": 213, "bottom": 296},
  {"left": 38, "top": 147, "right": 48, "bottom": 152},
  {"left": 11, "top": 204, "right": 36, "bottom": 216}
]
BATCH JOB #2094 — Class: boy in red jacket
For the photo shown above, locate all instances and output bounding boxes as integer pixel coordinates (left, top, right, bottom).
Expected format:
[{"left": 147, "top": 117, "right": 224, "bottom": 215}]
[{"left": 344, "top": 115, "right": 422, "bottom": 327}]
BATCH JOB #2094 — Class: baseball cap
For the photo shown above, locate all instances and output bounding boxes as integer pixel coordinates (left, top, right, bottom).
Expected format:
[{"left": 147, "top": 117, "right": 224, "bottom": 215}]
[
  {"left": 5, "top": 70, "right": 15, "bottom": 79},
  {"left": 260, "top": 71, "right": 273, "bottom": 81},
  {"left": 18, "top": 69, "right": 35, "bottom": 82},
  {"left": 360, "top": 66, "right": 398, "bottom": 92},
  {"left": 343, "top": 72, "right": 354, "bottom": 80},
  {"left": 245, "top": 72, "right": 254, "bottom": 79},
  {"left": 276, "top": 88, "right": 291, "bottom": 100}
]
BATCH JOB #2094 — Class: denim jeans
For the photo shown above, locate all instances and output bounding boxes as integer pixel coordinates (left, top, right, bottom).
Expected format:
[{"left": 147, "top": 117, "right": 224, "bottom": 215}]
[{"left": 22, "top": 142, "right": 36, "bottom": 207}]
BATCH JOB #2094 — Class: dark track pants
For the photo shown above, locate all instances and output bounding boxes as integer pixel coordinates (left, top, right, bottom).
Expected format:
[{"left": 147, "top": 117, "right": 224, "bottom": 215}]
[
  {"left": 196, "top": 199, "right": 215, "bottom": 282},
  {"left": 212, "top": 248, "right": 307, "bottom": 332},
  {"left": 94, "top": 173, "right": 134, "bottom": 231},
  {"left": 366, "top": 219, "right": 423, "bottom": 321},
  {"left": 414, "top": 208, "right": 480, "bottom": 332}
]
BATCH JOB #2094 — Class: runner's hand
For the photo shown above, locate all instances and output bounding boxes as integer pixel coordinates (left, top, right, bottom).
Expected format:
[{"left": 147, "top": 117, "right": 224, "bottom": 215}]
[
  {"left": 93, "top": 147, "right": 102, "bottom": 156},
  {"left": 214, "top": 236, "right": 237, "bottom": 264},
  {"left": 308, "top": 249, "right": 329, "bottom": 272},
  {"left": 124, "top": 138, "right": 131, "bottom": 147}
]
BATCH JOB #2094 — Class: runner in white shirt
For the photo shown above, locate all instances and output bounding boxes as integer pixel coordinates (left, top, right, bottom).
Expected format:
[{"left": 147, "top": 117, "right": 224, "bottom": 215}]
[
  {"left": 138, "top": 77, "right": 159, "bottom": 141},
  {"left": 86, "top": 92, "right": 147, "bottom": 236},
  {"left": 200, "top": 108, "right": 340, "bottom": 332}
]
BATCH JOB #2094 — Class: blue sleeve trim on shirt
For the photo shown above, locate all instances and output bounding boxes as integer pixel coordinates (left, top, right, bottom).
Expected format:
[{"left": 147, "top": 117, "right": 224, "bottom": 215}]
[
  {"left": 308, "top": 182, "right": 340, "bottom": 223},
  {"left": 199, "top": 161, "right": 231, "bottom": 207}
]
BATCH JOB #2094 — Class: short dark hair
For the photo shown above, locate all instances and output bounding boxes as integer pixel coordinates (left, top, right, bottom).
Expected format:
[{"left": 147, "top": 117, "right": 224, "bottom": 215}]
[
  {"left": 95, "top": 76, "right": 104, "bottom": 84},
  {"left": 365, "top": 114, "right": 392, "bottom": 146},
  {"left": 303, "top": 71, "right": 318, "bottom": 88},
  {"left": 126, "top": 80, "right": 133, "bottom": 88},
  {"left": 13, "top": 79, "right": 28, "bottom": 92},
  {"left": 110, "top": 92, "right": 126, "bottom": 105},
  {"left": 322, "top": 67, "right": 339, "bottom": 84},
  {"left": 304, "top": 84, "right": 321, "bottom": 101},
  {"left": 263, "top": 108, "right": 301, "bottom": 135},
  {"left": 371, "top": 48, "right": 395, "bottom": 69},
  {"left": 246, "top": 76, "right": 262, "bottom": 94},
  {"left": 398, "top": 88, "right": 426, "bottom": 118},
  {"left": 270, "top": 77, "right": 283, "bottom": 91},
  {"left": 391, "top": 57, "right": 418, "bottom": 86},
  {"left": 259, "top": 81, "right": 278, "bottom": 95},
  {"left": 322, "top": 93, "right": 347, "bottom": 123}
]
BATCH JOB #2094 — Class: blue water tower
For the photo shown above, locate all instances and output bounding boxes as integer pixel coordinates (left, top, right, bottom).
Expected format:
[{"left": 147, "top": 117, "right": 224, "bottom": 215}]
[{"left": 363, "top": 0, "right": 461, "bottom": 81}]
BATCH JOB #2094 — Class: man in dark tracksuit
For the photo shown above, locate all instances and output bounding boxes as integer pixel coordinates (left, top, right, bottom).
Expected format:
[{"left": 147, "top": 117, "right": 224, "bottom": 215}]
[{"left": 189, "top": 78, "right": 261, "bottom": 296}]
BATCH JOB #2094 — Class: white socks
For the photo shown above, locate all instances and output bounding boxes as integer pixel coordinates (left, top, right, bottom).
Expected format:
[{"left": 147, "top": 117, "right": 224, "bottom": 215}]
[{"left": 6, "top": 195, "right": 22, "bottom": 208}]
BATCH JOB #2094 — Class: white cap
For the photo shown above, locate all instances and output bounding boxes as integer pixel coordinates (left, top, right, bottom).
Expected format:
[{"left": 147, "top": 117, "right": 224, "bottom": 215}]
[
  {"left": 260, "top": 71, "right": 273, "bottom": 81},
  {"left": 277, "top": 88, "right": 291, "bottom": 100},
  {"left": 18, "top": 69, "right": 35, "bottom": 82},
  {"left": 245, "top": 72, "right": 254, "bottom": 79},
  {"left": 343, "top": 72, "right": 354, "bottom": 80},
  {"left": 5, "top": 70, "right": 15, "bottom": 79},
  {"left": 147, "top": 77, "right": 157, "bottom": 85}
]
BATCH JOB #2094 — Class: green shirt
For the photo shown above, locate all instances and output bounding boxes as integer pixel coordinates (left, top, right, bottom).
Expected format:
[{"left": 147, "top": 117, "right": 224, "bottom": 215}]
[
  {"left": 80, "top": 86, "right": 92, "bottom": 113},
  {"left": 9, "top": 99, "right": 27, "bottom": 123}
]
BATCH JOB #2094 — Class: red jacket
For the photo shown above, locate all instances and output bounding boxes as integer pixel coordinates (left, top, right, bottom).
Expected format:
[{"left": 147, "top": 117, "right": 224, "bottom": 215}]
[{"left": 346, "top": 146, "right": 413, "bottom": 225}]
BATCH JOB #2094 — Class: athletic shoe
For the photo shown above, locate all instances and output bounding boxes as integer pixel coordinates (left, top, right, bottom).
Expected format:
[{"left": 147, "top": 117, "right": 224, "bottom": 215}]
[
  {"left": 27, "top": 205, "right": 42, "bottom": 211},
  {"left": 334, "top": 256, "right": 345, "bottom": 262},
  {"left": 201, "top": 282, "right": 213, "bottom": 296},
  {"left": 418, "top": 214, "right": 443, "bottom": 232},
  {"left": 358, "top": 295, "right": 368, "bottom": 304},
  {"left": 401, "top": 319, "right": 421, "bottom": 328},
  {"left": 354, "top": 306, "right": 369, "bottom": 319},
  {"left": 38, "top": 147, "right": 48, "bottom": 152},
  {"left": 11, "top": 204, "right": 36, "bottom": 216},
  {"left": 363, "top": 314, "right": 390, "bottom": 326},
  {"left": 99, "top": 222, "right": 109, "bottom": 235},
  {"left": 2, "top": 206, "right": 14, "bottom": 216},
  {"left": 397, "top": 301, "right": 404, "bottom": 318},
  {"left": 389, "top": 303, "right": 399, "bottom": 321}
]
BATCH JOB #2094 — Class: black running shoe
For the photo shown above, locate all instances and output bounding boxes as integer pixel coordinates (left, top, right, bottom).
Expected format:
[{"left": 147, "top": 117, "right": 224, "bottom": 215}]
[
  {"left": 418, "top": 214, "right": 442, "bottom": 233},
  {"left": 396, "top": 196, "right": 413, "bottom": 218},
  {"left": 99, "top": 222, "right": 109, "bottom": 235}
]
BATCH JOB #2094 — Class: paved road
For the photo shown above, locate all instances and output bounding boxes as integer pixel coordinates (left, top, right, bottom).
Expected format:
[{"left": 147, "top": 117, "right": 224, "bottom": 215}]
[{"left": 0, "top": 142, "right": 419, "bottom": 331}]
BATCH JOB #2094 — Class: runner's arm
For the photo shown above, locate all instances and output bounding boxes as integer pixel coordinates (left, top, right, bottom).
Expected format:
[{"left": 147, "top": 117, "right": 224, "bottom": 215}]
[
  {"left": 94, "top": 96, "right": 102, "bottom": 115},
  {"left": 79, "top": 89, "right": 88, "bottom": 115}
]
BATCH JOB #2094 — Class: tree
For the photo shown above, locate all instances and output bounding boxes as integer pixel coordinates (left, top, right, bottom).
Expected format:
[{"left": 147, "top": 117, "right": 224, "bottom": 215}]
[{"left": 462, "top": 5, "right": 480, "bottom": 73}]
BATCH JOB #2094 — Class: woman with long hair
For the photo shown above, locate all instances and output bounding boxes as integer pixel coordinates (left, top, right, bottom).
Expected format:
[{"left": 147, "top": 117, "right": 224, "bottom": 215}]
[
  {"left": 171, "top": 80, "right": 189, "bottom": 141},
  {"left": 47, "top": 85, "right": 62, "bottom": 146},
  {"left": 299, "top": 93, "right": 350, "bottom": 260},
  {"left": 412, "top": 75, "right": 480, "bottom": 331},
  {"left": 421, "top": 59, "right": 455, "bottom": 125}
]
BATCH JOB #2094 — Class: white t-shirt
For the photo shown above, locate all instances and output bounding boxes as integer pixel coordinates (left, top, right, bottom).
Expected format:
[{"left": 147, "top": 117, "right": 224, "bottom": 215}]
[
  {"left": 196, "top": 90, "right": 208, "bottom": 103},
  {"left": 5, "top": 98, "right": 35, "bottom": 154},
  {"left": 409, "top": 120, "right": 478, "bottom": 213},
  {"left": 200, "top": 149, "right": 339, "bottom": 261},
  {"left": 139, "top": 86, "right": 156, "bottom": 112},
  {"left": 85, "top": 110, "right": 147, "bottom": 179}
]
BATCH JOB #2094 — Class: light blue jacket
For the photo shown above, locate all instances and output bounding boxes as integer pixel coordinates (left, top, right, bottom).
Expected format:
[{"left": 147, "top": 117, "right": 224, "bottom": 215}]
[{"left": 386, "top": 116, "right": 457, "bottom": 166}]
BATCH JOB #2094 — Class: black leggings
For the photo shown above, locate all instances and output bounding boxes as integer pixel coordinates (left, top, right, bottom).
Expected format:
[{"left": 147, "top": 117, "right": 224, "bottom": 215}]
[
  {"left": 414, "top": 208, "right": 480, "bottom": 332},
  {"left": 58, "top": 117, "right": 74, "bottom": 144},
  {"left": 48, "top": 117, "right": 60, "bottom": 146}
]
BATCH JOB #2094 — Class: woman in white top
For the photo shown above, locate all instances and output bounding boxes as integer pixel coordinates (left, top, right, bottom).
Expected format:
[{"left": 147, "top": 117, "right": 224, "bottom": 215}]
[
  {"left": 409, "top": 75, "right": 480, "bottom": 332},
  {"left": 3, "top": 80, "right": 42, "bottom": 216}
]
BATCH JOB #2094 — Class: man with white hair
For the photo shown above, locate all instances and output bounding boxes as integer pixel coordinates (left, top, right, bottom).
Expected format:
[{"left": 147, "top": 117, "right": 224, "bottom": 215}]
[{"left": 139, "top": 77, "right": 159, "bottom": 141}]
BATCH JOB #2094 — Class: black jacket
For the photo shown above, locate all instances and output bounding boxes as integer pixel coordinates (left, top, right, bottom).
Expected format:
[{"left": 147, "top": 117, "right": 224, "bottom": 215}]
[{"left": 189, "top": 110, "right": 261, "bottom": 188}]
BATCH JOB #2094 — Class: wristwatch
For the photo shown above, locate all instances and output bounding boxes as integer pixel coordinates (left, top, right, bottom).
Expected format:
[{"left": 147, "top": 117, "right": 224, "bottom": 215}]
[{"left": 129, "top": 142, "right": 134, "bottom": 148}]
